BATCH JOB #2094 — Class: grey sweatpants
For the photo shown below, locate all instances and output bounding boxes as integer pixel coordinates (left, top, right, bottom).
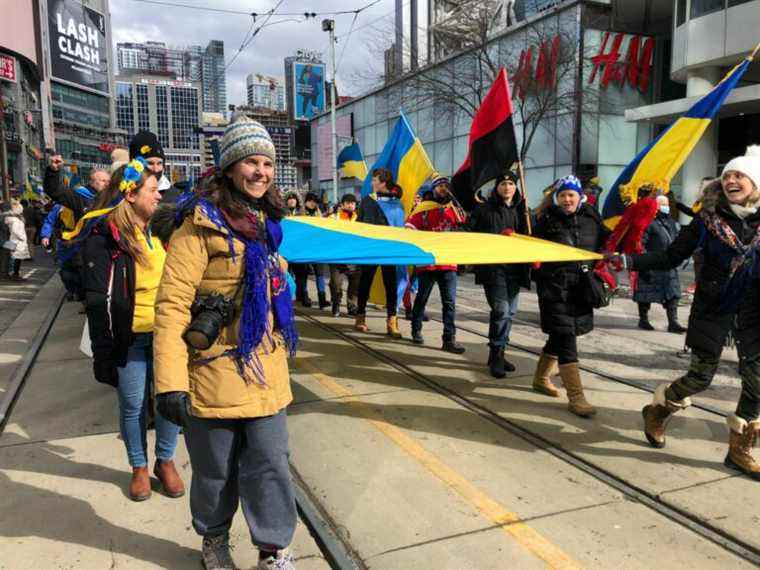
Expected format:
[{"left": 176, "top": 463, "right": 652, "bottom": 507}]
[{"left": 183, "top": 410, "right": 296, "bottom": 550}]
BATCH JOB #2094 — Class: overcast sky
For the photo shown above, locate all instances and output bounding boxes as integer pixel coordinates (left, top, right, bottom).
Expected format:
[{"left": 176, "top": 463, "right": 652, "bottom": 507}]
[{"left": 110, "top": 0, "right": 394, "bottom": 104}]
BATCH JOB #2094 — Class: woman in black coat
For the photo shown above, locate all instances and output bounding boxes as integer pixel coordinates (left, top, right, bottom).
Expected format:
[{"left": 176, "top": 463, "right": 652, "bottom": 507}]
[
  {"left": 612, "top": 146, "right": 760, "bottom": 480},
  {"left": 533, "top": 175, "right": 609, "bottom": 418},
  {"left": 633, "top": 194, "right": 686, "bottom": 333}
]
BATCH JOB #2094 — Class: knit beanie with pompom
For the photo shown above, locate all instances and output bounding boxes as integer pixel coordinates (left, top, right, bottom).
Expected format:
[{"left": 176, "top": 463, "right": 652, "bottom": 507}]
[
  {"left": 219, "top": 112, "right": 276, "bottom": 171},
  {"left": 722, "top": 145, "right": 760, "bottom": 191}
]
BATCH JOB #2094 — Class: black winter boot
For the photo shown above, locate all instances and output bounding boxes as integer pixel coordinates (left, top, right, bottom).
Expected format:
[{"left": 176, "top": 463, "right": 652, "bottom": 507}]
[
  {"left": 488, "top": 346, "right": 506, "bottom": 379},
  {"left": 442, "top": 339, "right": 465, "bottom": 354},
  {"left": 665, "top": 300, "right": 687, "bottom": 334},
  {"left": 318, "top": 291, "right": 330, "bottom": 309},
  {"left": 637, "top": 303, "right": 654, "bottom": 330}
]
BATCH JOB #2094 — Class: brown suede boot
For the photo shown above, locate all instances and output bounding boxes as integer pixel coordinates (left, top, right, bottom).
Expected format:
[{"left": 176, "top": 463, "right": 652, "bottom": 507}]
[
  {"left": 558, "top": 363, "right": 595, "bottom": 418},
  {"left": 724, "top": 415, "right": 760, "bottom": 481},
  {"left": 154, "top": 459, "right": 185, "bottom": 498},
  {"left": 386, "top": 316, "right": 402, "bottom": 338},
  {"left": 129, "top": 467, "right": 151, "bottom": 501},
  {"left": 642, "top": 384, "right": 691, "bottom": 448},
  {"left": 532, "top": 353, "right": 560, "bottom": 397},
  {"left": 354, "top": 314, "right": 368, "bottom": 332}
]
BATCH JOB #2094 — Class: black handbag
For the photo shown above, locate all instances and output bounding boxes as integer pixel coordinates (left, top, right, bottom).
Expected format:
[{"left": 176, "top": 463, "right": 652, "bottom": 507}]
[{"left": 580, "top": 265, "right": 614, "bottom": 309}]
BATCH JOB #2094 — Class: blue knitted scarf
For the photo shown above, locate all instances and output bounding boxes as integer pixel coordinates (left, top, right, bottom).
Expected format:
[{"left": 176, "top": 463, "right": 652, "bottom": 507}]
[{"left": 194, "top": 198, "right": 298, "bottom": 384}]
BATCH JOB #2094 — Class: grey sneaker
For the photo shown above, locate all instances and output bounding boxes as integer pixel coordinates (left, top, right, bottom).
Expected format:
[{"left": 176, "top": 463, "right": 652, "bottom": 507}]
[
  {"left": 257, "top": 550, "right": 295, "bottom": 570},
  {"left": 201, "top": 534, "right": 236, "bottom": 570}
]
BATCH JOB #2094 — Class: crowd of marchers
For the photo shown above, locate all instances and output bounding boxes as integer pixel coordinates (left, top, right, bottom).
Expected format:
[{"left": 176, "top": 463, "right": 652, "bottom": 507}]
[{"left": 7, "top": 113, "right": 758, "bottom": 570}]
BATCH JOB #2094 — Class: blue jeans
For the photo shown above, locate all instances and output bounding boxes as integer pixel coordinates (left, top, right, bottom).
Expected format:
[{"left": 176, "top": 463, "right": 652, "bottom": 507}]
[
  {"left": 483, "top": 279, "right": 520, "bottom": 348},
  {"left": 412, "top": 270, "right": 458, "bottom": 341},
  {"left": 116, "top": 333, "right": 180, "bottom": 468}
]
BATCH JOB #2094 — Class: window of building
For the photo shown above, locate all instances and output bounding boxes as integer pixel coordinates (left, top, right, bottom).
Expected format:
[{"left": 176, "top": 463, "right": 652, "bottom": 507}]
[
  {"left": 676, "top": 0, "right": 687, "bottom": 25},
  {"left": 116, "top": 82, "right": 134, "bottom": 135},
  {"left": 690, "top": 0, "right": 725, "bottom": 19},
  {"left": 170, "top": 86, "right": 199, "bottom": 150},
  {"left": 51, "top": 83, "right": 109, "bottom": 114},
  {"left": 155, "top": 86, "right": 170, "bottom": 148},
  {"left": 136, "top": 84, "right": 150, "bottom": 132},
  {"left": 727, "top": 0, "right": 754, "bottom": 6}
]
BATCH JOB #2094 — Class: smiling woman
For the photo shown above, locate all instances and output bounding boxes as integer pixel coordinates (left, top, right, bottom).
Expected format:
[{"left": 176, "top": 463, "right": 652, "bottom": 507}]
[
  {"left": 81, "top": 159, "right": 182, "bottom": 503},
  {"left": 153, "top": 114, "right": 298, "bottom": 569}
]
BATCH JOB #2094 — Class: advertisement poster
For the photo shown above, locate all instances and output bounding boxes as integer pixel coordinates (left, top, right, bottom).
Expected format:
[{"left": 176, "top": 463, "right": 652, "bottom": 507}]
[
  {"left": 293, "top": 62, "right": 325, "bottom": 121},
  {"left": 0, "top": 55, "right": 16, "bottom": 83},
  {"left": 48, "top": 0, "right": 109, "bottom": 94}
]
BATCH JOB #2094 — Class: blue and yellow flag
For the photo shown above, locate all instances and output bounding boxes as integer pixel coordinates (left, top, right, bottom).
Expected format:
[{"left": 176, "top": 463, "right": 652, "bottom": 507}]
[
  {"left": 602, "top": 45, "right": 758, "bottom": 229},
  {"left": 337, "top": 142, "right": 368, "bottom": 180},
  {"left": 361, "top": 112, "right": 435, "bottom": 215},
  {"left": 280, "top": 217, "right": 600, "bottom": 265}
]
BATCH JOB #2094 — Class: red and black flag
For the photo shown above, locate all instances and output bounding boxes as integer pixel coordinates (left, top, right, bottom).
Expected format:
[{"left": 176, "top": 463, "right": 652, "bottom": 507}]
[{"left": 452, "top": 68, "right": 519, "bottom": 211}]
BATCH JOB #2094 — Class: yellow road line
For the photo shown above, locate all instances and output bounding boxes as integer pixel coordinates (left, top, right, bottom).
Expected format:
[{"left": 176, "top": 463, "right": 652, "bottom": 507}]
[{"left": 297, "top": 359, "right": 582, "bottom": 570}]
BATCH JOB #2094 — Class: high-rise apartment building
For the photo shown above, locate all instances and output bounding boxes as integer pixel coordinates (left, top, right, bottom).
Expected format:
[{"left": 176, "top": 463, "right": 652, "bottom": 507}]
[
  {"left": 115, "top": 74, "right": 203, "bottom": 182},
  {"left": 246, "top": 74, "right": 286, "bottom": 112},
  {"left": 116, "top": 40, "right": 226, "bottom": 115},
  {"left": 202, "top": 40, "right": 226, "bottom": 114}
]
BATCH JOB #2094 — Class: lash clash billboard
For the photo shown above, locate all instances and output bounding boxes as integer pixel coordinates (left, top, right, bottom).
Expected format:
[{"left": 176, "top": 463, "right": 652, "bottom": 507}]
[{"left": 48, "top": 0, "right": 109, "bottom": 95}]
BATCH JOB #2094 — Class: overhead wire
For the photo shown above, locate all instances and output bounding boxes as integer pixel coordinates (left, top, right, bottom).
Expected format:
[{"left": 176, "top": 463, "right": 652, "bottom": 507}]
[{"left": 124, "top": 0, "right": 385, "bottom": 18}]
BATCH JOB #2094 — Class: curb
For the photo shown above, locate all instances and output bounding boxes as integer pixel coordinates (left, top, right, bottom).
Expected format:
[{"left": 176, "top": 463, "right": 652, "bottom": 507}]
[{"left": 0, "top": 275, "right": 66, "bottom": 433}]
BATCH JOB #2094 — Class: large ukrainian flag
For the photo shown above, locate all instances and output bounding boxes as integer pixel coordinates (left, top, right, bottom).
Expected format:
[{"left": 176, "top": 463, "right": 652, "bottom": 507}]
[
  {"left": 361, "top": 112, "right": 435, "bottom": 214},
  {"left": 602, "top": 46, "right": 758, "bottom": 229},
  {"left": 280, "top": 217, "right": 600, "bottom": 265},
  {"left": 337, "top": 142, "right": 368, "bottom": 180}
]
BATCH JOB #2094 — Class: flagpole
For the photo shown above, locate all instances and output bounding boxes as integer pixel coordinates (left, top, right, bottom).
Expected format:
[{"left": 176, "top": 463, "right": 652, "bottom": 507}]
[{"left": 516, "top": 160, "right": 532, "bottom": 235}]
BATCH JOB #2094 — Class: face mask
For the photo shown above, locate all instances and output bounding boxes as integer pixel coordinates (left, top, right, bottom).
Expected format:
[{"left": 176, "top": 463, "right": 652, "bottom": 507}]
[{"left": 659, "top": 205, "right": 670, "bottom": 215}]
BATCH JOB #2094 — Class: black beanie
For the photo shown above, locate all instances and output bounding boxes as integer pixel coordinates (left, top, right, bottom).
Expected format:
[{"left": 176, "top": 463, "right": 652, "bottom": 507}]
[
  {"left": 495, "top": 170, "right": 519, "bottom": 186},
  {"left": 129, "top": 131, "right": 165, "bottom": 161}
]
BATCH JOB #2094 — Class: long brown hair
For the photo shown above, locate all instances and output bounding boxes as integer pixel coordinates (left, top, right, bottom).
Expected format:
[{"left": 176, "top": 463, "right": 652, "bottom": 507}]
[
  {"left": 200, "top": 170, "right": 285, "bottom": 221},
  {"left": 102, "top": 165, "right": 157, "bottom": 267}
]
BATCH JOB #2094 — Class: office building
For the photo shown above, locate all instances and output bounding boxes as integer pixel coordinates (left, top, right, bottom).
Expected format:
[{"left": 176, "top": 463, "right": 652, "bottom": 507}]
[
  {"left": 115, "top": 73, "right": 203, "bottom": 181},
  {"left": 246, "top": 74, "right": 286, "bottom": 112},
  {"left": 116, "top": 40, "right": 226, "bottom": 115},
  {"left": 310, "top": 0, "right": 720, "bottom": 202}
]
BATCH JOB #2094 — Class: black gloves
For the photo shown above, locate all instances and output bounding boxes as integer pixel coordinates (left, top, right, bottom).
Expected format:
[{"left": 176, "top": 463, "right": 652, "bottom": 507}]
[
  {"left": 92, "top": 359, "right": 119, "bottom": 387},
  {"left": 156, "top": 391, "right": 191, "bottom": 428}
]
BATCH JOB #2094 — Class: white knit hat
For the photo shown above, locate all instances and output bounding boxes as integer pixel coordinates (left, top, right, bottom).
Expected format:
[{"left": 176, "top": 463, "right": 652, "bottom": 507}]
[
  {"left": 219, "top": 113, "right": 276, "bottom": 171},
  {"left": 722, "top": 145, "right": 760, "bottom": 190}
]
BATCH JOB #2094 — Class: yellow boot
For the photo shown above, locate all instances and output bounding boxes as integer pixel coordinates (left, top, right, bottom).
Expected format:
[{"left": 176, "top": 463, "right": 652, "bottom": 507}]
[
  {"left": 532, "top": 353, "right": 560, "bottom": 397},
  {"left": 386, "top": 316, "right": 402, "bottom": 338},
  {"left": 558, "top": 363, "right": 596, "bottom": 418},
  {"left": 354, "top": 314, "right": 369, "bottom": 332}
]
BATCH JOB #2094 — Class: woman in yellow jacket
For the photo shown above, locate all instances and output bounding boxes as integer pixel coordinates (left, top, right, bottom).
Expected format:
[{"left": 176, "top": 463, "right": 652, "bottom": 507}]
[{"left": 153, "top": 115, "right": 298, "bottom": 570}]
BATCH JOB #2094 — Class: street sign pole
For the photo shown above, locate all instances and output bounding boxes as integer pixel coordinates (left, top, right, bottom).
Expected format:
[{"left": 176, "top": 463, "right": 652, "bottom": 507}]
[{"left": 323, "top": 19, "right": 339, "bottom": 206}]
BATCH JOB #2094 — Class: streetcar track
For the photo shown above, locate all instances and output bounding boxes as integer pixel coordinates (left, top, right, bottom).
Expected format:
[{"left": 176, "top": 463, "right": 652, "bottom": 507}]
[{"left": 299, "top": 311, "right": 760, "bottom": 566}]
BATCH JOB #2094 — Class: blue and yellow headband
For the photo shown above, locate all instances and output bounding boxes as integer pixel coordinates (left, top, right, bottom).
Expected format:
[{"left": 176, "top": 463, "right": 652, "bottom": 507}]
[{"left": 119, "top": 157, "right": 147, "bottom": 194}]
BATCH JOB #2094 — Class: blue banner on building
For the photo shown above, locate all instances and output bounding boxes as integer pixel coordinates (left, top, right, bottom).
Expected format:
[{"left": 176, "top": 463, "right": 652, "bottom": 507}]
[{"left": 293, "top": 62, "right": 325, "bottom": 121}]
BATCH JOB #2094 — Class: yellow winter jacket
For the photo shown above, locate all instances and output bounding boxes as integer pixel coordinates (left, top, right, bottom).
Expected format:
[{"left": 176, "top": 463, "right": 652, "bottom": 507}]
[{"left": 153, "top": 206, "right": 292, "bottom": 418}]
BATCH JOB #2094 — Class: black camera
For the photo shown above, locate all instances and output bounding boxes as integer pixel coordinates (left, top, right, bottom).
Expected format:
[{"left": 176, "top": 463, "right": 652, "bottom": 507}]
[{"left": 184, "top": 293, "right": 235, "bottom": 350}]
